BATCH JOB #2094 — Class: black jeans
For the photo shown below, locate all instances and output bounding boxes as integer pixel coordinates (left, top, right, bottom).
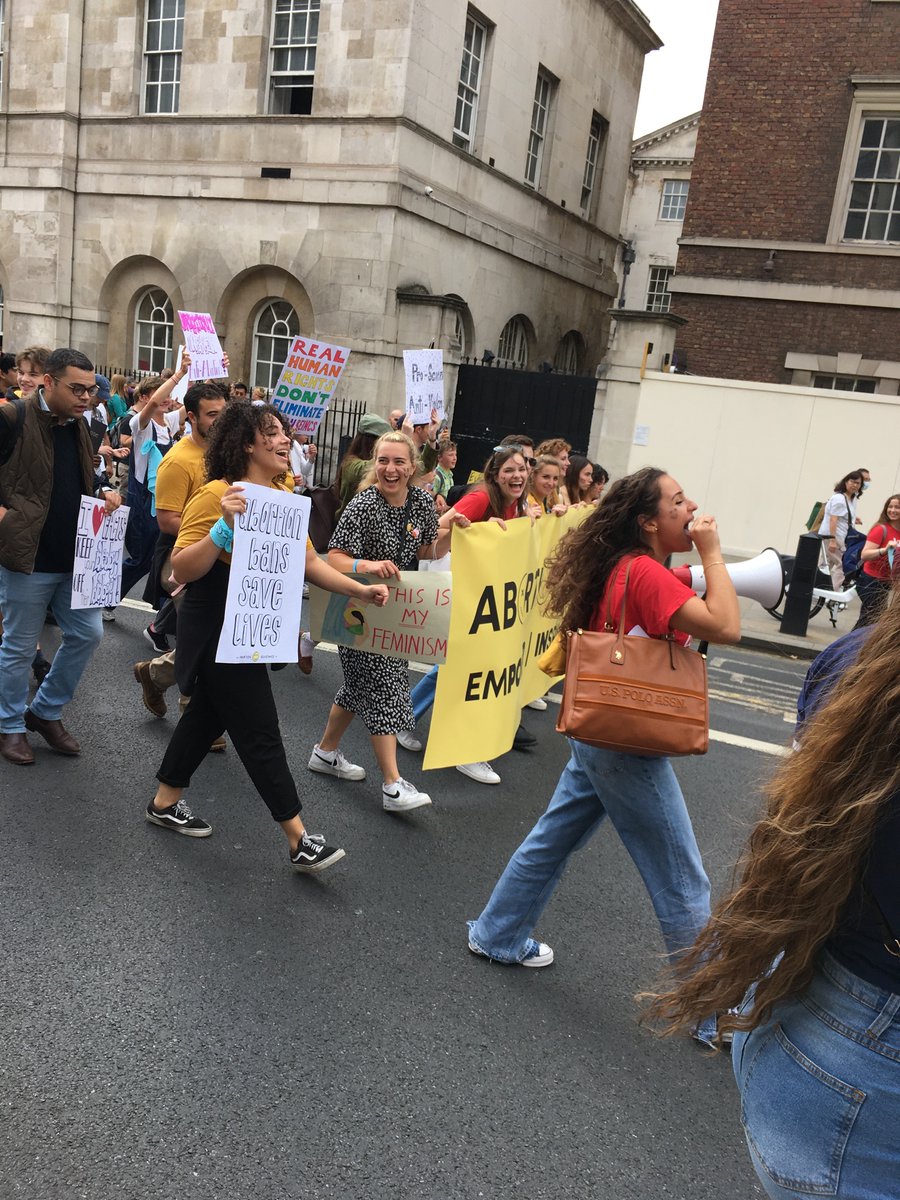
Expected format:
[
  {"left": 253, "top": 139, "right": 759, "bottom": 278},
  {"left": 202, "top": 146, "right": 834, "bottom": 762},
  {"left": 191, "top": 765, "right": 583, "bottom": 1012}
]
[{"left": 156, "top": 638, "right": 301, "bottom": 823}]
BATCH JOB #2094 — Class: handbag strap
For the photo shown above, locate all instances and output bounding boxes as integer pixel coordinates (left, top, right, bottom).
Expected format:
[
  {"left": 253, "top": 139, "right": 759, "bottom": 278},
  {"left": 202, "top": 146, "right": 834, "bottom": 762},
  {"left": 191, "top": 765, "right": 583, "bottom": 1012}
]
[
  {"left": 605, "top": 556, "right": 679, "bottom": 670},
  {"left": 863, "top": 884, "right": 900, "bottom": 960}
]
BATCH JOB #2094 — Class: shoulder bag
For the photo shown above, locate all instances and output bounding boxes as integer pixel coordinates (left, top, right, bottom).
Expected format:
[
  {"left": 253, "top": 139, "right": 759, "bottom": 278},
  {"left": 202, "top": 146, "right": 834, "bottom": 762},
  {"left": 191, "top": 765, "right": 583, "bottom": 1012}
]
[
  {"left": 556, "top": 560, "right": 709, "bottom": 757},
  {"left": 841, "top": 497, "right": 867, "bottom": 582}
]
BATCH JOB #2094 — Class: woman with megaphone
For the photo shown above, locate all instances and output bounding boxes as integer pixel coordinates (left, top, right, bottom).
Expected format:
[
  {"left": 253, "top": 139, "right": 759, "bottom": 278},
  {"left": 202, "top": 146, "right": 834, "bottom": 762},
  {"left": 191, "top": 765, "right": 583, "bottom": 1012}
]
[{"left": 466, "top": 467, "right": 740, "bottom": 1045}]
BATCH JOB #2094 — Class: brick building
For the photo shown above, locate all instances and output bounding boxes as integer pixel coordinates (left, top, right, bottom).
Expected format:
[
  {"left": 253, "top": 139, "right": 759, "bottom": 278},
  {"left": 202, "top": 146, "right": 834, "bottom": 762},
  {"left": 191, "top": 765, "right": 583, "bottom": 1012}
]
[{"left": 671, "top": 0, "right": 900, "bottom": 393}]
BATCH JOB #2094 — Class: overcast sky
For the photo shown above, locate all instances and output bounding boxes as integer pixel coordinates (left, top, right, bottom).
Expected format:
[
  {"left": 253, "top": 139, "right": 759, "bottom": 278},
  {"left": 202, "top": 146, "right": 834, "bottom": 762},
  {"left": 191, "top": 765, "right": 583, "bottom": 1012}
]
[{"left": 632, "top": 0, "right": 720, "bottom": 138}]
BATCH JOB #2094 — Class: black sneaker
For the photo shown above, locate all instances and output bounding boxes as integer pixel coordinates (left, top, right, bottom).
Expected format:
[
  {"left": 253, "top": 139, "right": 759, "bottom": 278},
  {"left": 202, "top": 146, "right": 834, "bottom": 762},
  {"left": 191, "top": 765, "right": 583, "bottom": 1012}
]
[
  {"left": 145, "top": 799, "right": 212, "bottom": 838},
  {"left": 143, "top": 623, "right": 170, "bottom": 653},
  {"left": 290, "top": 833, "right": 346, "bottom": 873}
]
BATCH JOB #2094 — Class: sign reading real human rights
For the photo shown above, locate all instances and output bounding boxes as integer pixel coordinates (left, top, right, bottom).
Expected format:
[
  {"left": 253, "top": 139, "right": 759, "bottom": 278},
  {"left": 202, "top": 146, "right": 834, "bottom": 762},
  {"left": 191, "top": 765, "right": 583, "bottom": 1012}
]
[
  {"left": 423, "top": 509, "right": 587, "bottom": 770},
  {"left": 71, "top": 497, "right": 130, "bottom": 610},
  {"left": 270, "top": 337, "right": 350, "bottom": 437},
  {"left": 216, "top": 483, "right": 311, "bottom": 664},
  {"left": 309, "top": 571, "right": 451, "bottom": 665},
  {"left": 403, "top": 349, "right": 444, "bottom": 424},
  {"left": 177, "top": 311, "right": 228, "bottom": 380}
]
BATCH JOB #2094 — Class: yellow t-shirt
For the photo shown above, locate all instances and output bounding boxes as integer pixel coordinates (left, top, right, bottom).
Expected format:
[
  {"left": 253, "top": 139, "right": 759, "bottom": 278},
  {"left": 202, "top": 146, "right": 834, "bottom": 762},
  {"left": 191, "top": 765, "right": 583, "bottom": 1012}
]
[
  {"left": 155, "top": 435, "right": 206, "bottom": 517},
  {"left": 175, "top": 479, "right": 313, "bottom": 565}
]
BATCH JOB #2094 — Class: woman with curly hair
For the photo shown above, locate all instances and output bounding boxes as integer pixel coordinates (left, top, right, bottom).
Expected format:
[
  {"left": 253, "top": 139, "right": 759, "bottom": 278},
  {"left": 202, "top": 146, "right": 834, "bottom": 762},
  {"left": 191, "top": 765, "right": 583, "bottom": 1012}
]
[
  {"left": 466, "top": 468, "right": 740, "bottom": 1036},
  {"left": 146, "top": 402, "right": 388, "bottom": 872},
  {"left": 648, "top": 594, "right": 900, "bottom": 1198}
]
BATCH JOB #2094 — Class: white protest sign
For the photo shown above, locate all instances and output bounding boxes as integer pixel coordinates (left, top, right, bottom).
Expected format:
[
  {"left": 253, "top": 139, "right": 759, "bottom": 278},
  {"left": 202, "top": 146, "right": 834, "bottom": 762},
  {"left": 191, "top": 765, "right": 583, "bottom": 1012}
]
[
  {"left": 403, "top": 349, "right": 444, "bottom": 424},
  {"left": 171, "top": 345, "right": 189, "bottom": 405},
  {"left": 270, "top": 336, "right": 351, "bottom": 438},
  {"left": 177, "top": 311, "right": 228, "bottom": 380},
  {"left": 71, "top": 497, "right": 130, "bottom": 609},
  {"left": 216, "top": 483, "right": 310, "bottom": 664}
]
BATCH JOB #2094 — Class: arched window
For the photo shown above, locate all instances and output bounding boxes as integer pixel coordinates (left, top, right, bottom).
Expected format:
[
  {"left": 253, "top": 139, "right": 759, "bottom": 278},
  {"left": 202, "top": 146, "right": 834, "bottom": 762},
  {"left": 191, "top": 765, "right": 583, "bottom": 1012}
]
[
  {"left": 0, "top": 285, "right": 4, "bottom": 345},
  {"left": 497, "top": 316, "right": 529, "bottom": 368},
  {"left": 554, "top": 331, "right": 582, "bottom": 374},
  {"left": 135, "top": 288, "right": 173, "bottom": 372},
  {"left": 252, "top": 299, "right": 300, "bottom": 392}
]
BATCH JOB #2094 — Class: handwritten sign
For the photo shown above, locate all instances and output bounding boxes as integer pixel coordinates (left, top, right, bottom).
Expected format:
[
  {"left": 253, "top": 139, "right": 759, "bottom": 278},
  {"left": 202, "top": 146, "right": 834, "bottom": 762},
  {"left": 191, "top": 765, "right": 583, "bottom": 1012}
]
[
  {"left": 216, "top": 483, "right": 310, "bottom": 664},
  {"left": 177, "top": 311, "right": 227, "bottom": 380},
  {"left": 71, "top": 497, "right": 130, "bottom": 609},
  {"left": 403, "top": 349, "right": 444, "bottom": 424},
  {"left": 309, "top": 570, "right": 451, "bottom": 665},
  {"left": 270, "top": 336, "right": 351, "bottom": 437}
]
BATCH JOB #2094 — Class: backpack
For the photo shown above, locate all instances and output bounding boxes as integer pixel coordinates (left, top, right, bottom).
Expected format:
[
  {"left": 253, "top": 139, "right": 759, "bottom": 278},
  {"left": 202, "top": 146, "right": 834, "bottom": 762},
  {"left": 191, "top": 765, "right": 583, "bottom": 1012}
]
[
  {"left": 0, "top": 397, "right": 26, "bottom": 467},
  {"left": 840, "top": 498, "right": 867, "bottom": 584}
]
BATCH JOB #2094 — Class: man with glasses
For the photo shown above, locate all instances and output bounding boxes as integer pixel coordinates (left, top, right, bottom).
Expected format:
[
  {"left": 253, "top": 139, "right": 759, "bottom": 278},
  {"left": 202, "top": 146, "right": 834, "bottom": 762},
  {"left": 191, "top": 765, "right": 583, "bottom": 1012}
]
[{"left": 0, "top": 347, "right": 121, "bottom": 765}]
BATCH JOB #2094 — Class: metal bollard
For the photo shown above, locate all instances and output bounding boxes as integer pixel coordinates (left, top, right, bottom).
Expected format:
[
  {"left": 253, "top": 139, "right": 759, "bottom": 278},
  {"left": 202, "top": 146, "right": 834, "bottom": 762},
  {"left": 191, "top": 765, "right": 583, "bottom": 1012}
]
[{"left": 780, "top": 532, "right": 822, "bottom": 637}]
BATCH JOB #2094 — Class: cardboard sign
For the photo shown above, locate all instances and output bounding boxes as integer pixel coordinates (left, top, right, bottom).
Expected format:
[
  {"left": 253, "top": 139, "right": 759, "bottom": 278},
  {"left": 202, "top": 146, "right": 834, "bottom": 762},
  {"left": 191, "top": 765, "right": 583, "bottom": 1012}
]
[
  {"left": 177, "top": 311, "right": 227, "bottom": 380},
  {"left": 216, "top": 483, "right": 311, "bottom": 664},
  {"left": 309, "top": 571, "right": 451, "bottom": 665},
  {"left": 71, "top": 497, "right": 130, "bottom": 609},
  {"left": 403, "top": 349, "right": 444, "bottom": 424},
  {"left": 270, "top": 336, "right": 351, "bottom": 437}
]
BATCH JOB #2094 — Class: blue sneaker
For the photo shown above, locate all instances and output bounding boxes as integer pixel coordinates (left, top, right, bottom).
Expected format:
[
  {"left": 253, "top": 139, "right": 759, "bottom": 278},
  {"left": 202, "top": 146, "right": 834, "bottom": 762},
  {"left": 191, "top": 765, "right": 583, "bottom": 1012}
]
[{"left": 467, "top": 925, "right": 554, "bottom": 968}]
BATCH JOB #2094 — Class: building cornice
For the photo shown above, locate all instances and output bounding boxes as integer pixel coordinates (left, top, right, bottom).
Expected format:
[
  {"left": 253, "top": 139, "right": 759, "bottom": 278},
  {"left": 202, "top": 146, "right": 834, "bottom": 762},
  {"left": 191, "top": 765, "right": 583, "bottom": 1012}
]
[
  {"left": 631, "top": 112, "right": 701, "bottom": 152},
  {"left": 670, "top": 274, "right": 900, "bottom": 308},
  {"left": 604, "top": 0, "right": 664, "bottom": 53}
]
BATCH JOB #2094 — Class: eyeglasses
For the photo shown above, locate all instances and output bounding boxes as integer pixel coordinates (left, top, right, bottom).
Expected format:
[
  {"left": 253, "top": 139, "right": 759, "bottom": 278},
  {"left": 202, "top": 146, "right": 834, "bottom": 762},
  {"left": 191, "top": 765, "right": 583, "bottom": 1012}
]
[
  {"left": 54, "top": 378, "right": 100, "bottom": 399},
  {"left": 492, "top": 444, "right": 536, "bottom": 467}
]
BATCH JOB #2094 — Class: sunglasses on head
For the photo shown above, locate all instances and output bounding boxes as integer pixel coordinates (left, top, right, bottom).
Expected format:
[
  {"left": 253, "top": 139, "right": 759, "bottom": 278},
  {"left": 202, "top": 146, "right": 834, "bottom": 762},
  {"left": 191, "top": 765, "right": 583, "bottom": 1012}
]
[{"left": 493, "top": 444, "right": 536, "bottom": 467}]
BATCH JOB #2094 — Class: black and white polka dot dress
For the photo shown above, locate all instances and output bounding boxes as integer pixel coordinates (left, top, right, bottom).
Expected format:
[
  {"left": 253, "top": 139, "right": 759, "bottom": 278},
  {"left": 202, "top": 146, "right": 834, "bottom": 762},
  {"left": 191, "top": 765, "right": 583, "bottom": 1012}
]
[{"left": 328, "top": 485, "right": 438, "bottom": 735}]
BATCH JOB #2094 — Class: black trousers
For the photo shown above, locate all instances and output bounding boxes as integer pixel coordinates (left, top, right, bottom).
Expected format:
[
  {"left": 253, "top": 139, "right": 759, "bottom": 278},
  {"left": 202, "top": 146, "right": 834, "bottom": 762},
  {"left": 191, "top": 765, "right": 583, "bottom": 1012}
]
[
  {"left": 156, "top": 638, "right": 302, "bottom": 823},
  {"left": 853, "top": 573, "right": 891, "bottom": 630}
]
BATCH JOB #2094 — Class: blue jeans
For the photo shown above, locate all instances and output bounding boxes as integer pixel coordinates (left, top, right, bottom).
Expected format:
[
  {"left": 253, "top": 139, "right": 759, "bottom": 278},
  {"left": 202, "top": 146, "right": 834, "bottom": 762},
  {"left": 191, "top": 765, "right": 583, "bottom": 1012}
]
[
  {"left": 732, "top": 951, "right": 900, "bottom": 1199},
  {"left": 0, "top": 566, "right": 103, "bottom": 733},
  {"left": 468, "top": 738, "right": 712, "bottom": 965},
  {"left": 411, "top": 665, "right": 438, "bottom": 722}
]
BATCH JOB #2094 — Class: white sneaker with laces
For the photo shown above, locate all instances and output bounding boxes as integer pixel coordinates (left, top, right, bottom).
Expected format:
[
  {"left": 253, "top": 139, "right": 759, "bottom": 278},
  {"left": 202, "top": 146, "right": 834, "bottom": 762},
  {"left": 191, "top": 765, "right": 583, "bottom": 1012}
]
[
  {"left": 300, "top": 633, "right": 316, "bottom": 658},
  {"left": 382, "top": 777, "right": 432, "bottom": 812},
  {"left": 456, "top": 761, "right": 501, "bottom": 785},
  {"left": 526, "top": 697, "right": 548, "bottom": 711},
  {"left": 308, "top": 744, "right": 366, "bottom": 780},
  {"left": 396, "top": 730, "right": 422, "bottom": 752}
]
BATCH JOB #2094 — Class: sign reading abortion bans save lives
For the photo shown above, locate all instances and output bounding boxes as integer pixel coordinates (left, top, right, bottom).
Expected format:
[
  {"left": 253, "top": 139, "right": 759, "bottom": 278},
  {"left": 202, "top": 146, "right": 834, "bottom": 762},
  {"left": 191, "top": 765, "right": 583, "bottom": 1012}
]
[
  {"left": 270, "top": 337, "right": 350, "bottom": 437},
  {"left": 177, "top": 311, "right": 228, "bottom": 381},
  {"left": 216, "top": 483, "right": 311, "bottom": 665},
  {"left": 71, "top": 497, "right": 130, "bottom": 610}
]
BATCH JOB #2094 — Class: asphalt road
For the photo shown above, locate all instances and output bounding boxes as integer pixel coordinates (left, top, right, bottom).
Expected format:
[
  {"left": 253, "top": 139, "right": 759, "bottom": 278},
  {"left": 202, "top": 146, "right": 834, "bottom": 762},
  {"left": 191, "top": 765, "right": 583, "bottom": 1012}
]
[{"left": 1, "top": 608, "right": 808, "bottom": 1200}]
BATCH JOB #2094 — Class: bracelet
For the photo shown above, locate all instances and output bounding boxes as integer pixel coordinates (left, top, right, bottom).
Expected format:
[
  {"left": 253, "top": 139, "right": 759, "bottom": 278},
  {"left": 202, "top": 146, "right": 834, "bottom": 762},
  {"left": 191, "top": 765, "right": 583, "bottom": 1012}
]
[
  {"left": 352, "top": 559, "right": 360, "bottom": 574},
  {"left": 209, "top": 517, "right": 234, "bottom": 553},
  {"left": 703, "top": 560, "right": 726, "bottom": 569}
]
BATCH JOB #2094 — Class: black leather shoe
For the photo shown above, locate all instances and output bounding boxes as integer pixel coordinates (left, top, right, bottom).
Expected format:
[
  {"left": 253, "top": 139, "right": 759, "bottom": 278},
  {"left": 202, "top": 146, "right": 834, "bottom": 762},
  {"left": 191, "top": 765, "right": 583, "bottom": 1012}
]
[
  {"left": 0, "top": 732, "right": 35, "bottom": 765},
  {"left": 513, "top": 722, "right": 537, "bottom": 751}
]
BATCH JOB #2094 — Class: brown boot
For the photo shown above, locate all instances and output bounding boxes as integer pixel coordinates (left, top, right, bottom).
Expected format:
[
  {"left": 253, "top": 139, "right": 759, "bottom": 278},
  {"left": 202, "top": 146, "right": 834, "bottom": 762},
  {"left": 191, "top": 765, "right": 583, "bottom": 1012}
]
[
  {"left": 134, "top": 661, "right": 167, "bottom": 717},
  {"left": 23, "top": 711, "right": 80, "bottom": 755},
  {"left": 0, "top": 732, "right": 35, "bottom": 765}
]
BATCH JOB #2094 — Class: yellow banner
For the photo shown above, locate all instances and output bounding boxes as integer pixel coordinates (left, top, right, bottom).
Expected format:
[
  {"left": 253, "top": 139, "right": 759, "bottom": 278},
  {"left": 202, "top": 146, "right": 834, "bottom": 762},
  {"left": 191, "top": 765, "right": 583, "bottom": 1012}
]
[{"left": 423, "top": 509, "right": 586, "bottom": 770}]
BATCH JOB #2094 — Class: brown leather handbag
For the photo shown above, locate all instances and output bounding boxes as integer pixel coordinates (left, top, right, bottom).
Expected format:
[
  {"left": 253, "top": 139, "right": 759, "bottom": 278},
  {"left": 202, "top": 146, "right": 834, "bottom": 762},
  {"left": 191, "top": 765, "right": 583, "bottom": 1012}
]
[{"left": 556, "top": 561, "right": 709, "bottom": 757}]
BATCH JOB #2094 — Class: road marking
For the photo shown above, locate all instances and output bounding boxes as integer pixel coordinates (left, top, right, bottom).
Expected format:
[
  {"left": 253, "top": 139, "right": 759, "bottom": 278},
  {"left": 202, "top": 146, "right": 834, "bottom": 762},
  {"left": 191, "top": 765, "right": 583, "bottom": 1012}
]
[
  {"left": 709, "top": 730, "right": 790, "bottom": 758},
  {"left": 120, "top": 598, "right": 155, "bottom": 613}
]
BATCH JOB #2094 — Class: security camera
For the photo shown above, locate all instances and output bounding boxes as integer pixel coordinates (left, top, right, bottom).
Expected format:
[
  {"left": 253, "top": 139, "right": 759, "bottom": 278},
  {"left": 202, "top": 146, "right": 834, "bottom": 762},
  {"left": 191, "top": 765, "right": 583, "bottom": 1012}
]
[{"left": 424, "top": 186, "right": 434, "bottom": 196}]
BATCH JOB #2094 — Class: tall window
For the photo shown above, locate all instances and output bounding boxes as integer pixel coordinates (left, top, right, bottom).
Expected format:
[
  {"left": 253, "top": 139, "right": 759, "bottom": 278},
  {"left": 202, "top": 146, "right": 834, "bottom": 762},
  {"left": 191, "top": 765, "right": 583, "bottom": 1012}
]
[
  {"left": 581, "top": 112, "right": 608, "bottom": 212},
  {"left": 135, "top": 288, "right": 174, "bottom": 372},
  {"left": 525, "top": 69, "right": 554, "bottom": 188},
  {"left": 843, "top": 117, "right": 900, "bottom": 241},
  {"left": 646, "top": 267, "right": 673, "bottom": 314},
  {"left": 813, "top": 374, "right": 878, "bottom": 394},
  {"left": 0, "top": 0, "right": 5, "bottom": 96},
  {"left": 0, "top": 285, "right": 4, "bottom": 345},
  {"left": 498, "top": 317, "right": 529, "bottom": 368},
  {"left": 252, "top": 300, "right": 300, "bottom": 391},
  {"left": 269, "top": 0, "right": 319, "bottom": 116},
  {"left": 144, "top": 0, "right": 184, "bottom": 115},
  {"left": 659, "top": 179, "right": 690, "bottom": 221},
  {"left": 453, "top": 13, "right": 487, "bottom": 152}
]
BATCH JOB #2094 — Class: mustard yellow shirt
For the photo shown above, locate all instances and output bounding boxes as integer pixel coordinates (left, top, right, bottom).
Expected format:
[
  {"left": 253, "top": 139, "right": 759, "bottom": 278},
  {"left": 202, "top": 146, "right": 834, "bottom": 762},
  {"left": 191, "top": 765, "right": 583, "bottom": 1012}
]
[{"left": 176, "top": 478, "right": 312, "bottom": 565}]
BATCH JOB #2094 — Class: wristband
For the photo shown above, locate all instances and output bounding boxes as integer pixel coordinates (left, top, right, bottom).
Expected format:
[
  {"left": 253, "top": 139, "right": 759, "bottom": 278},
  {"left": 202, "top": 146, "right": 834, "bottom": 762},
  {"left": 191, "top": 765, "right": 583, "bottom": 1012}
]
[
  {"left": 209, "top": 517, "right": 234, "bottom": 553},
  {"left": 703, "top": 560, "right": 726, "bottom": 569},
  {"left": 352, "top": 559, "right": 360, "bottom": 574}
]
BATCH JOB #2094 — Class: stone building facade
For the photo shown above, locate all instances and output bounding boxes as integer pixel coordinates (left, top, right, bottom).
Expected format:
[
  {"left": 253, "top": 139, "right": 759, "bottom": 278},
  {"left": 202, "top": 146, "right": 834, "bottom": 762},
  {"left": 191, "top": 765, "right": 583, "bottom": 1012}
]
[
  {"left": 0, "top": 0, "right": 659, "bottom": 415},
  {"left": 672, "top": 0, "right": 900, "bottom": 394},
  {"left": 618, "top": 112, "right": 698, "bottom": 323}
]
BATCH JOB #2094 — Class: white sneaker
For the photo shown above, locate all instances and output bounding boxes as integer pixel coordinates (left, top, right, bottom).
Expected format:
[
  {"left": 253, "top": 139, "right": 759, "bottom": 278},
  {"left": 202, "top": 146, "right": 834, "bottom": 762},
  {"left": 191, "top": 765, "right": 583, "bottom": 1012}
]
[
  {"left": 308, "top": 744, "right": 366, "bottom": 780},
  {"left": 396, "top": 730, "right": 422, "bottom": 752},
  {"left": 456, "top": 761, "right": 501, "bottom": 785},
  {"left": 526, "top": 697, "right": 547, "bottom": 711},
  {"left": 382, "top": 777, "right": 432, "bottom": 812},
  {"left": 102, "top": 607, "right": 116, "bottom": 622},
  {"left": 300, "top": 633, "right": 316, "bottom": 658},
  {"left": 302, "top": 583, "right": 310, "bottom": 598}
]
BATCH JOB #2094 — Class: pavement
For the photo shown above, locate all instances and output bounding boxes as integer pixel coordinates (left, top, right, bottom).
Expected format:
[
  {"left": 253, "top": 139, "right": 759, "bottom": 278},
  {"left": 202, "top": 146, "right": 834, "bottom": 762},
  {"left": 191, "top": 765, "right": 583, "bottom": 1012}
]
[{"left": 736, "top": 590, "right": 855, "bottom": 660}]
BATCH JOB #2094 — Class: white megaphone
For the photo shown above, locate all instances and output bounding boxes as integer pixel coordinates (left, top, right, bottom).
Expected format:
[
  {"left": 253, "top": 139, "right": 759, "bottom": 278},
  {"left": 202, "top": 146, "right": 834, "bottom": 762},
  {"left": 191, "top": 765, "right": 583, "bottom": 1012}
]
[{"left": 671, "top": 547, "right": 785, "bottom": 610}]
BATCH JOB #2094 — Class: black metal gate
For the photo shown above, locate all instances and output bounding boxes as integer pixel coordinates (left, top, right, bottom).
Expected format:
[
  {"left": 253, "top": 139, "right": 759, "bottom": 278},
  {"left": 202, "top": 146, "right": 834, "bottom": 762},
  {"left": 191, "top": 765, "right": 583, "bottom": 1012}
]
[{"left": 451, "top": 363, "right": 597, "bottom": 482}]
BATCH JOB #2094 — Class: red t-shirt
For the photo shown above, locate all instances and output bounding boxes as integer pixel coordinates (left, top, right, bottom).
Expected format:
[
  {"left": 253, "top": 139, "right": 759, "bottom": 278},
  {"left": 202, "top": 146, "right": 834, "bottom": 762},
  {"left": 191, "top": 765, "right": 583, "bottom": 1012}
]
[
  {"left": 590, "top": 554, "right": 694, "bottom": 646},
  {"left": 454, "top": 489, "right": 520, "bottom": 523},
  {"left": 862, "top": 522, "right": 900, "bottom": 581}
]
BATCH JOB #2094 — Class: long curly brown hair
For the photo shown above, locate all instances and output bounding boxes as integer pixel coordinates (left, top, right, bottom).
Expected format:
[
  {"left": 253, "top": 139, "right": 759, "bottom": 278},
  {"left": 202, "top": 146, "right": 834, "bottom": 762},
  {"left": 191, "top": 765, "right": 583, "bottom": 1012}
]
[
  {"left": 205, "top": 401, "right": 290, "bottom": 483},
  {"left": 646, "top": 589, "right": 900, "bottom": 1044},
  {"left": 544, "top": 466, "right": 665, "bottom": 631}
]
